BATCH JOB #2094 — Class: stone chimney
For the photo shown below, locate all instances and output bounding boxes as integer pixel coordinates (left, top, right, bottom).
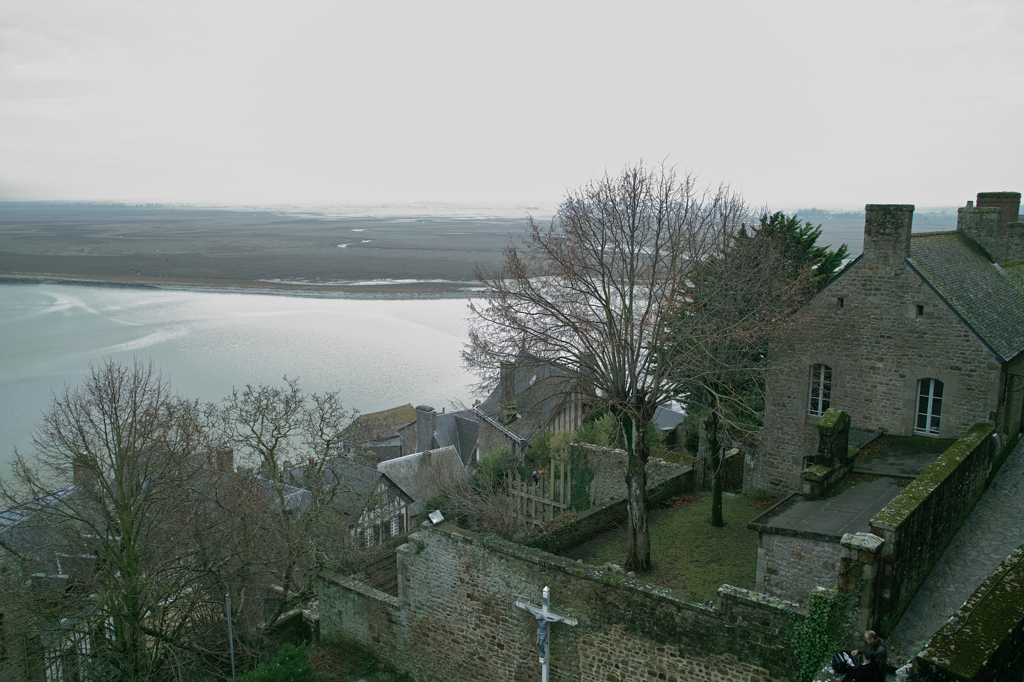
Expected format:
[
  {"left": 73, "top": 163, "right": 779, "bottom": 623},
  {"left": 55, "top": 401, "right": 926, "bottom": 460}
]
[
  {"left": 500, "top": 360, "right": 518, "bottom": 423},
  {"left": 959, "top": 191, "right": 1022, "bottom": 264},
  {"left": 213, "top": 445, "right": 234, "bottom": 473},
  {"left": 416, "top": 405, "right": 436, "bottom": 453},
  {"left": 861, "top": 204, "right": 914, "bottom": 270},
  {"left": 72, "top": 460, "right": 96, "bottom": 490}
]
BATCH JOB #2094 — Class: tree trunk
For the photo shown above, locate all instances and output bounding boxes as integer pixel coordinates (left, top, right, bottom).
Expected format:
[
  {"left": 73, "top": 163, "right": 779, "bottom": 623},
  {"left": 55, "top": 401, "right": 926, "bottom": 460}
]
[
  {"left": 620, "top": 412, "right": 651, "bottom": 572},
  {"left": 704, "top": 410, "right": 724, "bottom": 528}
]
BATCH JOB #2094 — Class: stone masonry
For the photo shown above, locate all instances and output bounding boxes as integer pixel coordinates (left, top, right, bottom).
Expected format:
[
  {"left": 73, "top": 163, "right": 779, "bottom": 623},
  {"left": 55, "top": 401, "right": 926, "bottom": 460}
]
[
  {"left": 756, "top": 533, "right": 842, "bottom": 605},
  {"left": 320, "top": 523, "right": 804, "bottom": 682},
  {"left": 751, "top": 201, "right": 1022, "bottom": 494}
]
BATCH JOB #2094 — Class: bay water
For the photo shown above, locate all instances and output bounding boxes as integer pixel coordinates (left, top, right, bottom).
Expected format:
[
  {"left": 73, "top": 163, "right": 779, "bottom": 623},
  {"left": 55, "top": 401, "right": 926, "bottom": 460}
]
[{"left": 0, "top": 284, "right": 478, "bottom": 474}]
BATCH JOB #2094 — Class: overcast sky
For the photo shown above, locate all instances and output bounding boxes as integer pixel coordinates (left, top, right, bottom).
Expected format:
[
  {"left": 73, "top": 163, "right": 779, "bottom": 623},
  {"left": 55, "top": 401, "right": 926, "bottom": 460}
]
[{"left": 1, "top": 1, "right": 1021, "bottom": 210}]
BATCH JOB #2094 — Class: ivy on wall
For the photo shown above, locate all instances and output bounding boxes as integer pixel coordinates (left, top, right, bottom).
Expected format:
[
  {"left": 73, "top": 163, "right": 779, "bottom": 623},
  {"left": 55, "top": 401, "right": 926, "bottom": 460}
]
[
  {"left": 569, "top": 444, "right": 595, "bottom": 512},
  {"left": 787, "top": 589, "right": 854, "bottom": 682}
]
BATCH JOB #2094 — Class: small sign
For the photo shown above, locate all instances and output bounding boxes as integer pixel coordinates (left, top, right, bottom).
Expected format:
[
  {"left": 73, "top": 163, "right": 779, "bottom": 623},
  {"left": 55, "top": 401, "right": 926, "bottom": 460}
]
[{"left": 428, "top": 510, "right": 445, "bottom": 525}]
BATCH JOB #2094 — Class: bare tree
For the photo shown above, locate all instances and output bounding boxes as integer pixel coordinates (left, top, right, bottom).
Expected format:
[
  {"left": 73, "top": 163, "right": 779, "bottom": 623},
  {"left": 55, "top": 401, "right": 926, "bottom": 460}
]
[
  {"left": 0, "top": 359, "right": 249, "bottom": 681},
  {"left": 465, "top": 162, "right": 748, "bottom": 571},
  {"left": 216, "top": 378, "right": 358, "bottom": 626}
]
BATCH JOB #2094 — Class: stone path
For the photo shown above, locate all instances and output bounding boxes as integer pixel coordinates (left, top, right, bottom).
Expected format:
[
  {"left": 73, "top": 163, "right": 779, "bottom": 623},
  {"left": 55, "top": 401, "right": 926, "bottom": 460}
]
[{"left": 886, "top": 436, "right": 1024, "bottom": 660}]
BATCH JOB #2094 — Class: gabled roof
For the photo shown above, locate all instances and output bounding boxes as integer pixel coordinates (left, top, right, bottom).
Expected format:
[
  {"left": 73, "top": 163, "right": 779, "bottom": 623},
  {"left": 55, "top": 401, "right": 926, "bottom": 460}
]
[
  {"left": 907, "top": 231, "right": 1024, "bottom": 362},
  {"left": 377, "top": 445, "right": 465, "bottom": 515},
  {"left": 323, "top": 462, "right": 411, "bottom": 522},
  {"left": 434, "top": 410, "right": 479, "bottom": 464},
  {"left": 344, "top": 404, "right": 417, "bottom": 445},
  {"left": 477, "top": 355, "right": 581, "bottom": 442}
]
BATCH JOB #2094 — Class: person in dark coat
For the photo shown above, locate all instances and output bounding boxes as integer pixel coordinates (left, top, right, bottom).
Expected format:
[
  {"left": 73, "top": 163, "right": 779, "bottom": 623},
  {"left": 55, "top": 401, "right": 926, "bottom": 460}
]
[{"left": 848, "top": 630, "right": 887, "bottom": 682}]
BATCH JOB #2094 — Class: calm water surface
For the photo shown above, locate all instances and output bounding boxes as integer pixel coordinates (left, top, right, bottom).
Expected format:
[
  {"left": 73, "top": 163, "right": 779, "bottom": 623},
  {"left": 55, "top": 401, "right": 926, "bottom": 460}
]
[{"left": 0, "top": 284, "right": 477, "bottom": 472}]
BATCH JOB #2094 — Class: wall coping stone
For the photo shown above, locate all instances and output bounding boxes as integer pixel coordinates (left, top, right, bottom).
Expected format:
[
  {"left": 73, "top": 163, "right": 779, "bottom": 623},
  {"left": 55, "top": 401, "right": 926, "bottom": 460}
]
[
  {"left": 841, "top": 532, "right": 884, "bottom": 553},
  {"left": 317, "top": 570, "right": 400, "bottom": 609},
  {"left": 871, "top": 423, "right": 995, "bottom": 531}
]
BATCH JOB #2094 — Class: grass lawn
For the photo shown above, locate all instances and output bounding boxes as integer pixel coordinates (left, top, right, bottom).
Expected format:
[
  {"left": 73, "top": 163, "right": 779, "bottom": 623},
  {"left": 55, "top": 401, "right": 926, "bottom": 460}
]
[{"left": 561, "top": 491, "right": 765, "bottom": 602}]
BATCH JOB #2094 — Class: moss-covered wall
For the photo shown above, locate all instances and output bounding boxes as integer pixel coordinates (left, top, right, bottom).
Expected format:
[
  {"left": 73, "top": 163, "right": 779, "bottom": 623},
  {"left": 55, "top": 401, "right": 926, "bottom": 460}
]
[
  {"left": 871, "top": 424, "right": 996, "bottom": 634},
  {"left": 319, "top": 523, "right": 802, "bottom": 681},
  {"left": 908, "top": 545, "right": 1024, "bottom": 682}
]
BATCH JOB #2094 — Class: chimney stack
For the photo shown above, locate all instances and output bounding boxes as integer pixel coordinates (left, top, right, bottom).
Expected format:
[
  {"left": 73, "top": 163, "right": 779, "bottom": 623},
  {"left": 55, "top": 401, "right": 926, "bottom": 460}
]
[
  {"left": 959, "top": 192, "right": 1022, "bottom": 264},
  {"left": 416, "top": 405, "right": 436, "bottom": 453},
  {"left": 862, "top": 204, "right": 914, "bottom": 269}
]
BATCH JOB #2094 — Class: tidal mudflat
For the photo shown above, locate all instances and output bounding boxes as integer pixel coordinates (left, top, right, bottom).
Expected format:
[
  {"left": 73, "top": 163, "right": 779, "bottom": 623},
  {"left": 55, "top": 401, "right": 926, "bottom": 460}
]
[{"left": 0, "top": 203, "right": 530, "bottom": 297}]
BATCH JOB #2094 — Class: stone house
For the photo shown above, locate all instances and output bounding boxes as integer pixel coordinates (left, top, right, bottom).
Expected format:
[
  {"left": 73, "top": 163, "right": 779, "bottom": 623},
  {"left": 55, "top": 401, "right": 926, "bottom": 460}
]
[
  {"left": 475, "top": 354, "right": 588, "bottom": 459},
  {"left": 751, "top": 192, "right": 1024, "bottom": 493}
]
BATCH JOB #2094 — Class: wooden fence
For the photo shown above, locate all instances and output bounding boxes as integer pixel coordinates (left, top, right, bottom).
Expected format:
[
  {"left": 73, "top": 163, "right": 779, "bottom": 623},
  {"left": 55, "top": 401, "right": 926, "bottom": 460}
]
[{"left": 510, "top": 458, "right": 569, "bottom": 526}]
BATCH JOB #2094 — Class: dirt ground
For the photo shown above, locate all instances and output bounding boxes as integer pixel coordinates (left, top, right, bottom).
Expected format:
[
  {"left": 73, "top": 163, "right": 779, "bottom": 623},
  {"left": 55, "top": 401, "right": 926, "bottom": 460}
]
[{"left": 0, "top": 203, "right": 528, "bottom": 297}]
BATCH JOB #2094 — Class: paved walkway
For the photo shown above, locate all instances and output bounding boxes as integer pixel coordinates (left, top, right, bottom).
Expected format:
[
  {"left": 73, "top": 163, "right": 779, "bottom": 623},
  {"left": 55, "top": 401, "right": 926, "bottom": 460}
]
[{"left": 886, "top": 436, "right": 1024, "bottom": 661}]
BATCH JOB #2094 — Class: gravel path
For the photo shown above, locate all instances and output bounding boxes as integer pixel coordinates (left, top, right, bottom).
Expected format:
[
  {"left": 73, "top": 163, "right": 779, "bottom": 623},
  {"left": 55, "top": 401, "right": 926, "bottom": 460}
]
[{"left": 886, "top": 436, "right": 1024, "bottom": 660}]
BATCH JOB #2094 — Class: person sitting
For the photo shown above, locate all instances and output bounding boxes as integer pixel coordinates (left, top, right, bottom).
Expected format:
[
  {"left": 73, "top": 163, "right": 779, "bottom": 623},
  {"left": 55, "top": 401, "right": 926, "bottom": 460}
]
[{"left": 848, "top": 630, "right": 887, "bottom": 681}]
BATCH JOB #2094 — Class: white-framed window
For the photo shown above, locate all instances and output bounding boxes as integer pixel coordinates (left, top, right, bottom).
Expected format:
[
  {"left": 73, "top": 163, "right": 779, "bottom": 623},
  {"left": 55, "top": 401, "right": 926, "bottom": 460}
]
[
  {"left": 916, "top": 379, "right": 944, "bottom": 435},
  {"left": 807, "top": 364, "right": 832, "bottom": 417}
]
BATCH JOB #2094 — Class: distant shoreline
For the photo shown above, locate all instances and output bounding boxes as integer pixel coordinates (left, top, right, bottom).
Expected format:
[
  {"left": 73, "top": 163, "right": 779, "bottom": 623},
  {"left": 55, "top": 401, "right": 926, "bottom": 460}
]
[{"left": 0, "top": 274, "right": 483, "bottom": 300}]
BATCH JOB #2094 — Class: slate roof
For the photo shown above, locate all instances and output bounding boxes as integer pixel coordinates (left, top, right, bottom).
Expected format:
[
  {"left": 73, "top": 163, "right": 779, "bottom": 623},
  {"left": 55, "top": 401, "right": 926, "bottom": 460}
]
[
  {"left": 654, "top": 405, "right": 686, "bottom": 431},
  {"left": 908, "top": 231, "right": 1024, "bottom": 362},
  {"left": 477, "top": 355, "right": 581, "bottom": 442},
  {"left": 0, "top": 487, "right": 89, "bottom": 576},
  {"left": 344, "top": 404, "right": 417, "bottom": 445},
  {"left": 434, "top": 410, "right": 479, "bottom": 464},
  {"left": 323, "top": 462, "right": 411, "bottom": 523},
  {"left": 377, "top": 445, "right": 466, "bottom": 515}
]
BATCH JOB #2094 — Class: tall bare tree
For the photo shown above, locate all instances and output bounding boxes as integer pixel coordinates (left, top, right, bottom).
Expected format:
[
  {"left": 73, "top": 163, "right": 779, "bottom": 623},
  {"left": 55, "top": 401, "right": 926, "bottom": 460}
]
[{"left": 465, "top": 162, "right": 749, "bottom": 571}]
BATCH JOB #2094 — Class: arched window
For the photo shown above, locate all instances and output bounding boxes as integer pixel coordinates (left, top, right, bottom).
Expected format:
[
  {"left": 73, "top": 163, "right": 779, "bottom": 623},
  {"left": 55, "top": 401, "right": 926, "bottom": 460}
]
[
  {"left": 807, "top": 364, "right": 832, "bottom": 417},
  {"left": 916, "top": 379, "right": 944, "bottom": 434}
]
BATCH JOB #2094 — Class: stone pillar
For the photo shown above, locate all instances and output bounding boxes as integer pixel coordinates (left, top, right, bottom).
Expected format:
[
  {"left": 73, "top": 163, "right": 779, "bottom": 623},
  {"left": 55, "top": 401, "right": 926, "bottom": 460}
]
[
  {"left": 816, "top": 408, "right": 851, "bottom": 468},
  {"left": 838, "top": 532, "right": 884, "bottom": 642}
]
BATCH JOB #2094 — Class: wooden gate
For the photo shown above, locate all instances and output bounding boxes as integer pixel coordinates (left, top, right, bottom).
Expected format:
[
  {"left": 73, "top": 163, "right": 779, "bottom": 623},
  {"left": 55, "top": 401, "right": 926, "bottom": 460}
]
[{"left": 510, "top": 458, "right": 569, "bottom": 526}]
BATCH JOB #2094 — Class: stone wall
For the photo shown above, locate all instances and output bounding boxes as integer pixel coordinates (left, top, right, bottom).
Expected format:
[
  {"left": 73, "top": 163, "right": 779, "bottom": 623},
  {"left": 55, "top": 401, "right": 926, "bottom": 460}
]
[
  {"left": 752, "top": 219, "right": 1003, "bottom": 494},
  {"left": 756, "top": 533, "right": 842, "bottom": 605},
  {"left": 529, "top": 466, "right": 694, "bottom": 555},
  {"left": 317, "top": 572, "right": 398, "bottom": 651},
  {"left": 320, "top": 524, "right": 804, "bottom": 682},
  {"left": 870, "top": 424, "right": 997, "bottom": 633},
  {"left": 905, "top": 545, "right": 1024, "bottom": 682},
  {"left": 571, "top": 443, "right": 683, "bottom": 508}
]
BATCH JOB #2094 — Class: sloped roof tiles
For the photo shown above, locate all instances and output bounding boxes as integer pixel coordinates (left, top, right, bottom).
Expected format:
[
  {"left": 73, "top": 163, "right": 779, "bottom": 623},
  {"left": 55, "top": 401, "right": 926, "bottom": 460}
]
[{"left": 908, "top": 231, "right": 1024, "bottom": 362}]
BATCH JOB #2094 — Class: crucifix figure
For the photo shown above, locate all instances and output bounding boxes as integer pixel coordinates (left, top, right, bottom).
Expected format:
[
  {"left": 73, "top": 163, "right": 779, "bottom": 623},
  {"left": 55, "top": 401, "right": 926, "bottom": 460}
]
[{"left": 515, "top": 586, "right": 578, "bottom": 682}]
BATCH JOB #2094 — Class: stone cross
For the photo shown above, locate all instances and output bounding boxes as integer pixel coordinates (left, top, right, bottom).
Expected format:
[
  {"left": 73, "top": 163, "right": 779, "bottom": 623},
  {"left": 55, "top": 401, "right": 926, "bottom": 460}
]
[{"left": 515, "top": 586, "right": 577, "bottom": 682}]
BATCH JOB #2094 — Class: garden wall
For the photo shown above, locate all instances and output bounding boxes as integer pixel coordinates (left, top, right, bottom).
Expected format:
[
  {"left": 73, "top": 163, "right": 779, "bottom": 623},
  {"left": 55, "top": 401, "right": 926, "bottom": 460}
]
[
  {"left": 905, "top": 544, "right": 1024, "bottom": 682},
  {"left": 320, "top": 523, "right": 803, "bottom": 682},
  {"left": 756, "top": 532, "right": 842, "bottom": 605},
  {"left": 570, "top": 443, "right": 684, "bottom": 508},
  {"left": 869, "top": 424, "right": 997, "bottom": 633},
  {"left": 529, "top": 465, "right": 694, "bottom": 555}
]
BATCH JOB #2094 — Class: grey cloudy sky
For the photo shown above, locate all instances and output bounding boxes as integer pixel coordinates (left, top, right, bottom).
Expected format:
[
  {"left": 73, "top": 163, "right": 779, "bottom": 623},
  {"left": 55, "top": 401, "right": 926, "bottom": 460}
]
[{"left": 1, "top": 0, "right": 1021, "bottom": 209}]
